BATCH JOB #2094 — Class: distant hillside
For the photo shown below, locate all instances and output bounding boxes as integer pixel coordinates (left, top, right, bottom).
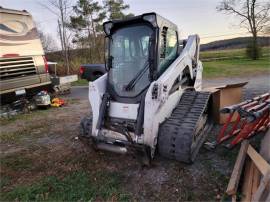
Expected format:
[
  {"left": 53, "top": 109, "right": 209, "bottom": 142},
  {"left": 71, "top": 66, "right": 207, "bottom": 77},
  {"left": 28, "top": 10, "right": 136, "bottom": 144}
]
[{"left": 201, "top": 36, "right": 270, "bottom": 51}]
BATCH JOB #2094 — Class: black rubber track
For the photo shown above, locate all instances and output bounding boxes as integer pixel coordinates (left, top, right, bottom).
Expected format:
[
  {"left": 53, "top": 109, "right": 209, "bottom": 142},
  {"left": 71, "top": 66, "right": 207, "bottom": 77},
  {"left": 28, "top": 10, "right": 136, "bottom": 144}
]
[{"left": 158, "top": 90, "right": 211, "bottom": 163}]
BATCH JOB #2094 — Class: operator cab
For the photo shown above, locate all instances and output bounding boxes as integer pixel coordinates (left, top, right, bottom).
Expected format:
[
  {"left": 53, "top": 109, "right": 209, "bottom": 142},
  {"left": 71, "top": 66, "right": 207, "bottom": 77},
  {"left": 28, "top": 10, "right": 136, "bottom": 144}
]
[{"left": 104, "top": 13, "right": 179, "bottom": 103}]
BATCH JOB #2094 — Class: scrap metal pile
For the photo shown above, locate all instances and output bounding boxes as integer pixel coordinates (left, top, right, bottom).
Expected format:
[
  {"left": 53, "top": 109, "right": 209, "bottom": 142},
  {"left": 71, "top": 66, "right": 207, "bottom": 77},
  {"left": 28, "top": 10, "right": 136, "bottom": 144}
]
[
  {"left": 217, "top": 93, "right": 270, "bottom": 147},
  {"left": 0, "top": 91, "right": 66, "bottom": 118}
]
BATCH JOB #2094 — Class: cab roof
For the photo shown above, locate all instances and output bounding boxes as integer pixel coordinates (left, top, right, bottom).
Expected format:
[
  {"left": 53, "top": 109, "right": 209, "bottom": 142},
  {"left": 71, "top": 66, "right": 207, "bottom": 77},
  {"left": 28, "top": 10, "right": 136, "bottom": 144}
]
[{"left": 104, "top": 12, "right": 178, "bottom": 35}]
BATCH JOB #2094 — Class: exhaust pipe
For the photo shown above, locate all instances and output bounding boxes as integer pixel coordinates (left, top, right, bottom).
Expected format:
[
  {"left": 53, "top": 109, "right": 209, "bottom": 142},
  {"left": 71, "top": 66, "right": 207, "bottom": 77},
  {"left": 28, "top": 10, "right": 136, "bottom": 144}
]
[{"left": 96, "top": 143, "right": 127, "bottom": 154}]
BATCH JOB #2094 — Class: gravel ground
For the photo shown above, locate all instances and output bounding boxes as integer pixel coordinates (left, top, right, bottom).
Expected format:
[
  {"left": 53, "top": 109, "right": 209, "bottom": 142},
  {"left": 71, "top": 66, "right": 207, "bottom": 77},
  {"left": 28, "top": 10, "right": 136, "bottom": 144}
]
[{"left": 204, "top": 75, "right": 270, "bottom": 99}]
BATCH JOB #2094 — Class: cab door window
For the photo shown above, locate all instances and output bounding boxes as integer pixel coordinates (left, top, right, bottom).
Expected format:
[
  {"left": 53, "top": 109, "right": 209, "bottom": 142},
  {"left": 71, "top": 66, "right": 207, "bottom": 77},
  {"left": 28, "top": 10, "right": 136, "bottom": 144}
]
[{"left": 158, "top": 27, "right": 178, "bottom": 74}]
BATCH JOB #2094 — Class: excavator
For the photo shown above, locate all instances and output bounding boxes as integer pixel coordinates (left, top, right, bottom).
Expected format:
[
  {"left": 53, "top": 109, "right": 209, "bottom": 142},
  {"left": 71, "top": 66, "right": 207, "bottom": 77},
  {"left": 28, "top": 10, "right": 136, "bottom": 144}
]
[{"left": 80, "top": 12, "right": 212, "bottom": 164}]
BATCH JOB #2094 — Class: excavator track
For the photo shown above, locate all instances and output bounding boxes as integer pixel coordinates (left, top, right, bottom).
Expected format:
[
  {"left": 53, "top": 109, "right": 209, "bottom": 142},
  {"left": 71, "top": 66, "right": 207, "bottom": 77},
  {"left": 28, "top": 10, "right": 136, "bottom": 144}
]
[{"left": 158, "top": 90, "right": 211, "bottom": 163}]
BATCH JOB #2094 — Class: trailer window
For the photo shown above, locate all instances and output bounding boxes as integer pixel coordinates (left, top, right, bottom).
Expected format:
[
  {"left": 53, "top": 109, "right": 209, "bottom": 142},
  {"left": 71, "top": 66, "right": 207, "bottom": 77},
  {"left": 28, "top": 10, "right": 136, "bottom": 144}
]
[{"left": 158, "top": 28, "right": 178, "bottom": 75}]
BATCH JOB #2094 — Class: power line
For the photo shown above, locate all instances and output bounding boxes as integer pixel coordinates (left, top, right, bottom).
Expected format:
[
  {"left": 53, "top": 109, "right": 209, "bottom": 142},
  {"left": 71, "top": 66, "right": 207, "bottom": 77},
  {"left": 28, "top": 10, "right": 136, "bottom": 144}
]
[
  {"left": 35, "top": 18, "right": 250, "bottom": 39},
  {"left": 201, "top": 32, "right": 249, "bottom": 39}
]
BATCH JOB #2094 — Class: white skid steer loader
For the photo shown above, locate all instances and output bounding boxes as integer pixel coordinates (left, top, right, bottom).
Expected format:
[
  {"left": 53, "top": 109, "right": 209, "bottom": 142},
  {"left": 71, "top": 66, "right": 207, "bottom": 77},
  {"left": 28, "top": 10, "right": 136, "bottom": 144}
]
[{"left": 80, "top": 13, "right": 212, "bottom": 165}]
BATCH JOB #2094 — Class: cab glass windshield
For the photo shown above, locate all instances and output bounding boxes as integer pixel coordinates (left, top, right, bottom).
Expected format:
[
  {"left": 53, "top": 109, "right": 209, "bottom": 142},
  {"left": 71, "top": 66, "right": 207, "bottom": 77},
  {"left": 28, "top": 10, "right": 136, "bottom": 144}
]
[{"left": 108, "top": 24, "right": 153, "bottom": 97}]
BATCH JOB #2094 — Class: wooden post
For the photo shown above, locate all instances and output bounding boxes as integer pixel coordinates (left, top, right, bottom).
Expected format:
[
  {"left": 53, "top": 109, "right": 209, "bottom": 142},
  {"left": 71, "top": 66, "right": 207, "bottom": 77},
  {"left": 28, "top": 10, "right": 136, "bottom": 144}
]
[
  {"left": 241, "top": 160, "right": 255, "bottom": 202},
  {"left": 226, "top": 140, "right": 249, "bottom": 195},
  {"left": 260, "top": 129, "right": 270, "bottom": 163},
  {"left": 251, "top": 166, "right": 261, "bottom": 198},
  {"left": 247, "top": 145, "right": 270, "bottom": 176},
  {"left": 252, "top": 172, "right": 270, "bottom": 202}
]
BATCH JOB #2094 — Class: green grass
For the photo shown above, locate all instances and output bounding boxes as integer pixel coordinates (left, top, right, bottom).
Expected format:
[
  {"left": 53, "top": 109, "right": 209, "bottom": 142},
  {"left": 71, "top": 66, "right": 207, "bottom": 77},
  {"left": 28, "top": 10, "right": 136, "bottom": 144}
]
[
  {"left": 0, "top": 132, "right": 23, "bottom": 143},
  {"left": 0, "top": 108, "right": 54, "bottom": 144},
  {"left": 203, "top": 57, "right": 270, "bottom": 78},
  {"left": 0, "top": 113, "right": 30, "bottom": 126},
  {"left": 0, "top": 176, "right": 12, "bottom": 190},
  {"left": 1, "top": 171, "right": 129, "bottom": 201},
  {"left": 71, "top": 78, "right": 89, "bottom": 86},
  {"left": 201, "top": 47, "right": 270, "bottom": 78},
  {"left": 0, "top": 121, "right": 48, "bottom": 144},
  {"left": 0, "top": 109, "right": 51, "bottom": 126},
  {"left": 1, "top": 155, "right": 33, "bottom": 171},
  {"left": 200, "top": 46, "right": 270, "bottom": 59}
]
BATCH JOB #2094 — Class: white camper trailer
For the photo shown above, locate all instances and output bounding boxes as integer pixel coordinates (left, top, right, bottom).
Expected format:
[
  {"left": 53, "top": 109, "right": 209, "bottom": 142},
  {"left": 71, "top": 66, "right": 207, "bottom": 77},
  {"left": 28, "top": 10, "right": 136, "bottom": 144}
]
[{"left": 0, "top": 7, "right": 51, "bottom": 101}]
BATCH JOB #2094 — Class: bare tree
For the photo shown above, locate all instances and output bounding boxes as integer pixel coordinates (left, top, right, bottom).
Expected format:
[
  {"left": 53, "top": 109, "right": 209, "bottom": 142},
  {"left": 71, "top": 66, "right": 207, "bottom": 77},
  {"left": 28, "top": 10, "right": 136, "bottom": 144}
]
[
  {"left": 217, "top": 0, "right": 270, "bottom": 59},
  {"left": 38, "top": 29, "right": 57, "bottom": 53},
  {"left": 38, "top": 0, "right": 72, "bottom": 74}
]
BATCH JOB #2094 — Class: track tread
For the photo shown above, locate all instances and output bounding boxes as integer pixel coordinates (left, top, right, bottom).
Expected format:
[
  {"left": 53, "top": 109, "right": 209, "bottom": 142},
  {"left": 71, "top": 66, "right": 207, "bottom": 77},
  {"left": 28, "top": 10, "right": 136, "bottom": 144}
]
[{"left": 158, "top": 90, "right": 211, "bottom": 163}]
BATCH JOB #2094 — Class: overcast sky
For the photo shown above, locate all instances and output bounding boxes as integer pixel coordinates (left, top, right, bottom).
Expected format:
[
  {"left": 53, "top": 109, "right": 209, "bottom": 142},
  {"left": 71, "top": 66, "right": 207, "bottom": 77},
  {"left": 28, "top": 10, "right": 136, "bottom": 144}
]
[{"left": 1, "top": 0, "right": 251, "bottom": 46}]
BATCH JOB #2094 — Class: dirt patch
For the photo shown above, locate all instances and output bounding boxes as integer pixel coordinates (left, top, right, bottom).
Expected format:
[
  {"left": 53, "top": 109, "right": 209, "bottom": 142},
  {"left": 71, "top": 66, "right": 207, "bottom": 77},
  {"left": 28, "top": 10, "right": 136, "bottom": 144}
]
[{"left": 0, "top": 77, "right": 269, "bottom": 201}]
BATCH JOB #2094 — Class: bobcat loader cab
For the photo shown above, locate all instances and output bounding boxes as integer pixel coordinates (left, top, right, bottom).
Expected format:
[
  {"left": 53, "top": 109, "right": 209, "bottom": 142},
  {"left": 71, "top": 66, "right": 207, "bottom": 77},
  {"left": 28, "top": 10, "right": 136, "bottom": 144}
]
[{"left": 81, "top": 13, "right": 211, "bottom": 164}]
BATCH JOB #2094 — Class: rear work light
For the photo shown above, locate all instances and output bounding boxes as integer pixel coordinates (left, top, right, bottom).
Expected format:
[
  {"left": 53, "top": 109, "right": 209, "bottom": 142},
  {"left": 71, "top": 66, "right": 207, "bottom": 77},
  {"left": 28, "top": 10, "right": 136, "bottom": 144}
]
[
  {"left": 79, "top": 66, "right": 85, "bottom": 75},
  {"left": 42, "top": 56, "right": 49, "bottom": 73}
]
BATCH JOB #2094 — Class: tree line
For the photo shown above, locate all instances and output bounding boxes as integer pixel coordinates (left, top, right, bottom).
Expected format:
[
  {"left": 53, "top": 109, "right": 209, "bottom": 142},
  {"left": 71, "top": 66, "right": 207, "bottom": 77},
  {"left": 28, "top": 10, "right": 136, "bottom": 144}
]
[
  {"left": 41, "top": 0, "right": 133, "bottom": 75},
  {"left": 41, "top": 0, "right": 269, "bottom": 75},
  {"left": 217, "top": 0, "right": 270, "bottom": 60}
]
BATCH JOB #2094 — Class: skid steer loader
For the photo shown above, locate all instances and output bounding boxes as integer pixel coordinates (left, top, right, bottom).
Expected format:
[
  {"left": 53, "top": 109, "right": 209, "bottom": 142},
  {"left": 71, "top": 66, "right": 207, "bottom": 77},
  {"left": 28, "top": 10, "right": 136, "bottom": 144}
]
[{"left": 80, "top": 12, "right": 212, "bottom": 164}]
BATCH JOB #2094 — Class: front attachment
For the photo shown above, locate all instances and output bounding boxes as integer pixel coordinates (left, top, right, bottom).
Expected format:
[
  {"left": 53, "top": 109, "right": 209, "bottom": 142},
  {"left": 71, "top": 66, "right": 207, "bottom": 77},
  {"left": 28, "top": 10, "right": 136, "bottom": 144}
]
[{"left": 79, "top": 114, "right": 152, "bottom": 166}]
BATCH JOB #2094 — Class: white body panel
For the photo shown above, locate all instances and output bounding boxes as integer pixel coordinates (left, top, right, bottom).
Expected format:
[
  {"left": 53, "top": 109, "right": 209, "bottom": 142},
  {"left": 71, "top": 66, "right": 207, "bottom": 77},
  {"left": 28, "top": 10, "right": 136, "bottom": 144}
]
[
  {"left": 89, "top": 73, "right": 107, "bottom": 136},
  {"left": 109, "top": 102, "right": 139, "bottom": 120},
  {"left": 143, "top": 35, "right": 202, "bottom": 154},
  {"left": 194, "top": 61, "right": 203, "bottom": 91}
]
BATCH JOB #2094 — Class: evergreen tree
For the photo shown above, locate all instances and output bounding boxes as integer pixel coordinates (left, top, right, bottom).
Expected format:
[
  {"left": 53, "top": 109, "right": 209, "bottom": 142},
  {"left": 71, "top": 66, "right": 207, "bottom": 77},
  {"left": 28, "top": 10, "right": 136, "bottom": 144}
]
[
  {"left": 69, "top": 0, "right": 106, "bottom": 61},
  {"left": 67, "top": 0, "right": 133, "bottom": 63},
  {"left": 103, "top": 0, "right": 134, "bottom": 20}
]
